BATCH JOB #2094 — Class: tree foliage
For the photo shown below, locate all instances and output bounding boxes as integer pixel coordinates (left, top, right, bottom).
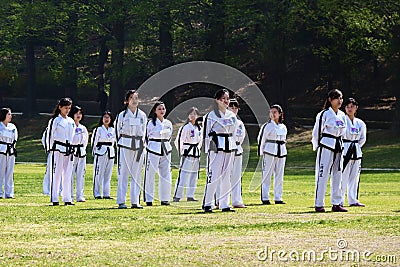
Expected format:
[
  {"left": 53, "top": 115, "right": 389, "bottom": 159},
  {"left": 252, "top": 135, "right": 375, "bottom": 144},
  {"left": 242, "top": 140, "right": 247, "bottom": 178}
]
[{"left": 0, "top": 0, "right": 399, "bottom": 131}]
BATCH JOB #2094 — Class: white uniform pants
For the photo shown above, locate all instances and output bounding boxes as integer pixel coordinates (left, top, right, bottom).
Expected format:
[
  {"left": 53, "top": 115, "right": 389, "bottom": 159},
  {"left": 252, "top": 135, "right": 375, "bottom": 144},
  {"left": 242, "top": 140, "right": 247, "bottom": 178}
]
[
  {"left": 71, "top": 156, "right": 86, "bottom": 201},
  {"left": 50, "top": 151, "right": 73, "bottom": 203},
  {"left": 230, "top": 155, "right": 244, "bottom": 206},
  {"left": 203, "top": 151, "right": 233, "bottom": 210},
  {"left": 341, "top": 159, "right": 362, "bottom": 205},
  {"left": 261, "top": 155, "right": 286, "bottom": 201},
  {"left": 42, "top": 153, "right": 51, "bottom": 196},
  {"left": 0, "top": 154, "right": 15, "bottom": 198},
  {"left": 93, "top": 154, "right": 114, "bottom": 198},
  {"left": 116, "top": 148, "right": 144, "bottom": 205},
  {"left": 144, "top": 152, "right": 172, "bottom": 202},
  {"left": 315, "top": 147, "right": 343, "bottom": 207},
  {"left": 173, "top": 156, "right": 200, "bottom": 199}
]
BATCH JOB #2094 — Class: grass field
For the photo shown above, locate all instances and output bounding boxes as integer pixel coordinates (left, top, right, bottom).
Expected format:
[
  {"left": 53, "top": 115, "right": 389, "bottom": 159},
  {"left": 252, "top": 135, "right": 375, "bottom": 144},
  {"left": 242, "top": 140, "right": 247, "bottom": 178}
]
[{"left": 1, "top": 115, "right": 399, "bottom": 266}]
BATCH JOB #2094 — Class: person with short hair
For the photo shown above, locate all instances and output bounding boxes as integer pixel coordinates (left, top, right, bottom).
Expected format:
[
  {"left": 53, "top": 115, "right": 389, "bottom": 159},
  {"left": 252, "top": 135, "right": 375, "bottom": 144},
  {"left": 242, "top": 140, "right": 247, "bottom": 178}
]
[
  {"left": 68, "top": 105, "right": 88, "bottom": 203},
  {"left": 341, "top": 98, "right": 367, "bottom": 207}
]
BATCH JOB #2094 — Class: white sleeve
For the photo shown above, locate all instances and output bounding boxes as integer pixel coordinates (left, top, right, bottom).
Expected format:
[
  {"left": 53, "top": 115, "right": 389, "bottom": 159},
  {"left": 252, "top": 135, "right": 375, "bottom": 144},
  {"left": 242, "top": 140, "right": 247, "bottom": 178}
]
[
  {"left": 91, "top": 127, "right": 98, "bottom": 155},
  {"left": 359, "top": 120, "right": 367, "bottom": 147},
  {"left": 174, "top": 126, "right": 184, "bottom": 155},
  {"left": 82, "top": 125, "right": 89, "bottom": 148},
  {"left": 114, "top": 113, "right": 121, "bottom": 141},
  {"left": 257, "top": 123, "right": 266, "bottom": 156},
  {"left": 237, "top": 121, "right": 246, "bottom": 145},
  {"left": 41, "top": 128, "right": 47, "bottom": 149},
  {"left": 311, "top": 113, "right": 322, "bottom": 151}
]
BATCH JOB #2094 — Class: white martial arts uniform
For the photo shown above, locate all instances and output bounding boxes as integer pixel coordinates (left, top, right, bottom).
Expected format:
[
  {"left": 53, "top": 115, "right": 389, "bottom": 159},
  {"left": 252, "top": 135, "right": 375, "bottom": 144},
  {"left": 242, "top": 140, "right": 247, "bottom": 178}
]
[
  {"left": 45, "top": 115, "right": 76, "bottom": 203},
  {"left": 341, "top": 116, "right": 366, "bottom": 205},
  {"left": 202, "top": 109, "right": 237, "bottom": 211},
  {"left": 173, "top": 122, "right": 202, "bottom": 200},
  {"left": 115, "top": 108, "right": 147, "bottom": 206},
  {"left": 257, "top": 121, "right": 287, "bottom": 202},
  {"left": 0, "top": 122, "right": 18, "bottom": 198},
  {"left": 70, "top": 123, "right": 88, "bottom": 202},
  {"left": 311, "top": 107, "right": 347, "bottom": 207},
  {"left": 144, "top": 118, "right": 173, "bottom": 203},
  {"left": 230, "top": 118, "right": 246, "bottom": 206},
  {"left": 91, "top": 125, "right": 116, "bottom": 198}
]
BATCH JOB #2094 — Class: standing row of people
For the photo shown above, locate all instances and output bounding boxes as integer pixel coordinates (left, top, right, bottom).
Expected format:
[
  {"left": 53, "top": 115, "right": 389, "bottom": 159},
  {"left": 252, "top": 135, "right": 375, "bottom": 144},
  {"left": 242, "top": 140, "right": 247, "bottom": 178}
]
[{"left": 0, "top": 88, "right": 367, "bottom": 213}]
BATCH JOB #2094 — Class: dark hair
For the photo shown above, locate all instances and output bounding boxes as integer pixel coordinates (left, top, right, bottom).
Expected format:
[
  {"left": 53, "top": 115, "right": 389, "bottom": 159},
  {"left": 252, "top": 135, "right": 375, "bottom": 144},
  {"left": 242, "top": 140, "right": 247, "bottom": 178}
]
[
  {"left": 344, "top": 97, "right": 358, "bottom": 107},
  {"left": 122, "top": 89, "right": 138, "bottom": 113},
  {"left": 52, "top": 97, "right": 72, "bottom": 118},
  {"left": 212, "top": 89, "right": 230, "bottom": 118},
  {"left": 68, "top": 105, "right": 84, "bottom": 121},
  {"left": 344, "top": 97, "right": 359, "bottom": 116},
  {"left": 98, "top": 110, "right": 114, "bottom": 127},
  {"left": 150, "top": 101, "right": 165, "bottom": 126},
  {"left": 323, "top": 89, "right": 343, "bottom": 110},
  {"left": 186, "top": 107, "right": 201, "bottom": 130},
  {"left": 229, "top": 98, "right": 239, "bottom": 108},
  {"left": 0, "top": 108, "right": 11, "bottom": 122},
  {"left": 270, "top": 104, "right": 284, "bottom": 123}
]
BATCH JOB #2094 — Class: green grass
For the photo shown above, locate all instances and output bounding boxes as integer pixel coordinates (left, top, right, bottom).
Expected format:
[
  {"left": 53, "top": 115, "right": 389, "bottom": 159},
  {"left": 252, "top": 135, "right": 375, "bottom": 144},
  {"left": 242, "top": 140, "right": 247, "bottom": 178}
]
[
  {"left": 5, "top": 116, "right": 400, "bottom": 266},
  {"left": 0, "top": 164, "right": 399, "bottom": 266}
]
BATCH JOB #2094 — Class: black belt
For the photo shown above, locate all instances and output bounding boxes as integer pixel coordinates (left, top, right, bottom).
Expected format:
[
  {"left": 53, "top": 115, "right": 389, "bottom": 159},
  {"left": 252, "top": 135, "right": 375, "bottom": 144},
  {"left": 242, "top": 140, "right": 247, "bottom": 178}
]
[
  {"left": 208, "top": 132, "right": 232, "bottom": 152},
  {"left": 71, "top": 144, "right": 85, "bottom": 158},
  {"left": 320, "top": 133, "right": 343, "bottom": 171},
  {"left": 0, "top": 140, "right": 17, "bottom": 156},
  {"left": 118, "top": 135, "right": 144, "bottom": 161},
  {"left": 148, "top": 138, "right": 170, "bottom": 156},
  {"left": 320, "top": 133, "right": 343, "bottom": 153},
  {"left": 52, "top": 140, "right": 74, "bottom": 160},
  {"left": 265, "top": 139, "right": 286, "bottom": 157},
  {"left": 343, "top": 139, "right": 358, "bottom": 143},
  {"left": 183, "top": 142, "right": 200, "bottom": 158},
  {"left": 343, "top": 139, "right": 359, "bottom": 169},
  {"left": 96, "top": 142, "right": 112, "bottom": 149}
]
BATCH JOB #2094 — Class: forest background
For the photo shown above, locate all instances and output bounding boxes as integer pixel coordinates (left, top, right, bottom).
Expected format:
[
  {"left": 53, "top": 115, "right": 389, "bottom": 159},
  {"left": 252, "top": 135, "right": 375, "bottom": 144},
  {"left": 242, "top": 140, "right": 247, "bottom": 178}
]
[{"left": 0, "top": 0, "right": 399, "bottom": 132}]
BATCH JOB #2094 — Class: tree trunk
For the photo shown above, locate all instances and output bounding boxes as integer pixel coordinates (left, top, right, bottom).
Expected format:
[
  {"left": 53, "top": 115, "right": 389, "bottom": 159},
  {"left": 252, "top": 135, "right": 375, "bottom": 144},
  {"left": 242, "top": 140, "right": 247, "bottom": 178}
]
[
  {"left": 64, "top": 11, "right": 78, "bottom": 104},
  {"left": 158, "top": 0, "right": 173, "bottom": 70},
  {"left": 25, "top": 41, "right": 36, "bottom": 117},
  {"left": 205, "top": 0, "right": 225, "bottom": 62},
  {"left": 109, "top": 20, "right": 125, "bottom": 116}
]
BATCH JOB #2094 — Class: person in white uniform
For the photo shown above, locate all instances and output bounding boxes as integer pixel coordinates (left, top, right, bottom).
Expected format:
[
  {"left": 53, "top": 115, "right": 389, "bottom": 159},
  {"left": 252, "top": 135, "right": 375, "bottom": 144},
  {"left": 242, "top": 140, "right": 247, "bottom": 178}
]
[
  {"left": 173, "top": 107, "right": 202, "bottom": 202},
  {"left": 91, "top": 111, "right": 116, "bottom": 199},
  {"left": 202, "top": 89, "right": 237, "bottom": 212},
  {"left": 68, "top": 106, "right": 88, "bottom": 203},
  {"left": 341, "top": 98, "right": 367, "bottom": 207},
  {"left": 144, "top": 101, "right": 173, "bottom": 206},
  {"left": 115, "top": 90, "right": 147, "bottom": 209},
  {"left": 228, "top": 99, "right": 246, "bottom": 208},
  {"left": 257, "top": 104, "right": 287, "bottom": 205},
  {"left": 45, "top": 98, "right": 76, "bottom": 206},
  {"left": 0, "top": 108, "right": 18, "bottom": 199},
  {"left": 311, "top": 89, "right": 348, "bottom": 212}
]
